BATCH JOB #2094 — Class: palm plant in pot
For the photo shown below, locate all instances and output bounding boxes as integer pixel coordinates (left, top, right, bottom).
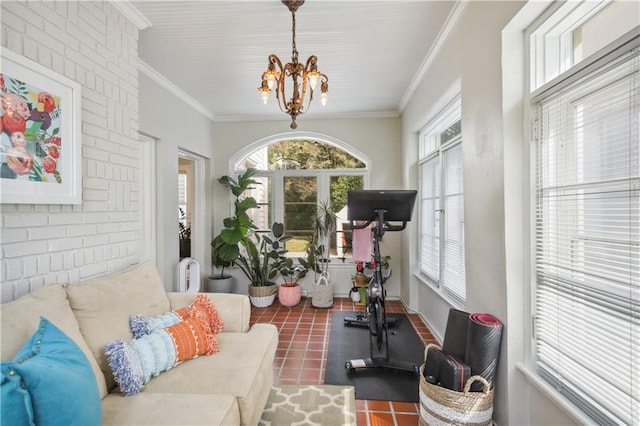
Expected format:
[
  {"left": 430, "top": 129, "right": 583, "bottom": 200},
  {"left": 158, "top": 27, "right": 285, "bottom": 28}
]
[
  {"left": 236, "top": 222, "right": 290, "bottom": 307},
  {"left": 299, "top": 200, "right": 337, "bottom": 308},
  {"left": 209, "top": 168, "right": 259, "bottom": 293},
  {"left": 278, "top": 258, "right": 307, "bottom": 307}
]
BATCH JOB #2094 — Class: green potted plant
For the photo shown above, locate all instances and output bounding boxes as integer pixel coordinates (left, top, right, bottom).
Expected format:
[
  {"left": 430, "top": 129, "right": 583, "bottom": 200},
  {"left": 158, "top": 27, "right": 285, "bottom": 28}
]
[
  {"left": 352, "top": 262, "right": 368, "bottom": 286},
  {"left": 236, "top": 222, "right": 290, "bottom": 307},
  {"left": 179, "top": 207, "right": 191, "bottom": 258},
  {"left": 278, "top": 258, "right": 307, "bottom": 307},
  {"left": 364, "top": 255, "right": 392, "bottom": 283},
  {"left": 302, "top": 200, "right": 337, "bottom": 308},
  {"left": 381, "top": 255, "right": 392, "bottom": 283},
  {"left": 209, "top": 168, "right": 259, "bottom": 293}
]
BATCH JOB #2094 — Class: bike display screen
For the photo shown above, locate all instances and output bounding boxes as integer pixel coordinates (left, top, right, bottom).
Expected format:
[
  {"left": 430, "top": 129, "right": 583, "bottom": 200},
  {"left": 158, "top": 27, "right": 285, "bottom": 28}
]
[{"left": 347, "top": 190, "right": 417, "bottom": 222}]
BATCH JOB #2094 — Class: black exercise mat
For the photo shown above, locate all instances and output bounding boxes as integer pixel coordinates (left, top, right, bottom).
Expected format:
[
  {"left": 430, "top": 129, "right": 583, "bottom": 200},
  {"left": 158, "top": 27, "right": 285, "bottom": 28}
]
[
  {"left": 465, "top": 313, "right": 503, "bottom": 391},
  {"left": 442, "top": 308, "right": 470, "bottom": 361},
  {"left": 324, "top": 311, "right": 424, "bottom": 402}
]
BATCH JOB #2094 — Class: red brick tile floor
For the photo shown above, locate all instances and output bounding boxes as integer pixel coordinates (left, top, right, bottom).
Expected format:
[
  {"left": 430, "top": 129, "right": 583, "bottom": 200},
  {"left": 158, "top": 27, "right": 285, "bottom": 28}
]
[{"left": 250, "top": 297, "right": 438, "bottom": 426}]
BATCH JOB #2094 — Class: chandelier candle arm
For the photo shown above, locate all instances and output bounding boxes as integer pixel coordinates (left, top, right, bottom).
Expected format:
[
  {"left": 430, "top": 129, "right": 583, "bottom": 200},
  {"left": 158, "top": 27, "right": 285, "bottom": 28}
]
[{"left": 257, "top": 0, "right": 329, "bottom": 129}]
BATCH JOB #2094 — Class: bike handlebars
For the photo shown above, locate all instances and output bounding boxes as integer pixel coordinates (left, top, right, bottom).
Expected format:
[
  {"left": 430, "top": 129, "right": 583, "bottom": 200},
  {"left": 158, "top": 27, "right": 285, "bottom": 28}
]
[{"left": 349, "top": 209, "right": 408, "bottom": 234}]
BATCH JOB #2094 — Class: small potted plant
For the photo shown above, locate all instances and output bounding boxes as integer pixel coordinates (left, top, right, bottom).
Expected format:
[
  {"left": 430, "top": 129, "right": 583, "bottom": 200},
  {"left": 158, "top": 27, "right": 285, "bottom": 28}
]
[
  {"left": 278, "top": 259, "right": 307, "bottom": 307},
  {"left": 363, "top": 255, "right": 392, "bottom": 283},
  {"left": 236, "top": 222, "right": 290, "bottom": 307},
  {"left": 209, "top": 168, "right": 259, "bottom": 293},
  {"left": 179, "top": 207, "right": 191, "bottom": 258},
  {"left": 352, "top": 262, "right": 368, "bottom": 286},
  {"left": 381, "top": 255, "right": 392, "bottom": 282}
]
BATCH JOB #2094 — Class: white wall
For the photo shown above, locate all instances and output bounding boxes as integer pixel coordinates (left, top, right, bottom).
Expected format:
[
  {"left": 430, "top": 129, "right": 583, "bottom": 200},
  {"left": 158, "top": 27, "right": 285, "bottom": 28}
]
[
  {"left": 0, "top": 1, "right": 141, "bottom": 302},
  {"left": 401, "top": 1, "right": 577, "bottom": 425},
  {"left": 212, "top": 118, "right": 405, "bottom": 297},
  {"left": 138, "top": 74, "right": 214, "bottom": 291}
]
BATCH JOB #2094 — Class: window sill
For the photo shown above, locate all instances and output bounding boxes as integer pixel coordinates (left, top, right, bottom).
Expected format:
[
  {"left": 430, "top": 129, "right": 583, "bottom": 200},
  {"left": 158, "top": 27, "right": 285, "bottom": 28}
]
[
  {"left": 413, "top": 271, "right": 464, "bottom": 310},
  {"left": 516, "top": 363, "right": 595, "bottom": 425}
]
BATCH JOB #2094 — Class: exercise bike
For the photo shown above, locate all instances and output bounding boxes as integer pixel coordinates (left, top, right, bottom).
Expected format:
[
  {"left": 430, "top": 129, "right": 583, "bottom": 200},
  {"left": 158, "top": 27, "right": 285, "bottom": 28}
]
[{"left": 343, "top": 190, "right": 419, "bottom": 376}]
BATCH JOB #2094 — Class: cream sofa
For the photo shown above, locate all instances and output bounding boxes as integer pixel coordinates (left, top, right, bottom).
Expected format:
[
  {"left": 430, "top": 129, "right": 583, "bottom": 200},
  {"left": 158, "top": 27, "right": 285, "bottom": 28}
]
[{"left": 1, "top": 261, "right": 279, "bottom": 425}]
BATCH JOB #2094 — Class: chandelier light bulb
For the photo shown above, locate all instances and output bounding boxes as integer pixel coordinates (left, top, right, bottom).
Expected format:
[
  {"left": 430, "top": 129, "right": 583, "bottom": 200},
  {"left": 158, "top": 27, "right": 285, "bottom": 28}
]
[
  {"left": 266, "top": 73, "right": 277, "bottom": 90},
  {"left": 258, "top": 80, "right": 271, "bottom": 104},
  {"left": 320, "top": 81, "right": 328, "bottom": 106},
  {"left": 261, "top": 90, "right": 270, "bottom": 105},
  {"left": 307, "top": 71, "right": 319, "bottom": 91}
]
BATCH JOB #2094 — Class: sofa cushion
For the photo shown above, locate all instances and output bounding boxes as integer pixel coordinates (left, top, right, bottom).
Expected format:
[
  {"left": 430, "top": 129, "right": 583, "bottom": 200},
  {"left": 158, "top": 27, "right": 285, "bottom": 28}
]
[
  {"left": 65, "top": 261, "right": 171, "bottom": 391},
  {"left": 105, "top": 315, "right": 218, "bottom": 396},
  {"left": 0, "top": 284, "right": 108, "bottom": 398},
  {"left": 142, "top": 323, "right": 278, "bottom": 425},
  {"left": 102, "top": 392, "right": 240, "bottom": 425},
  {"left": 131, "top": 293, "right": 223, "bottom": 339},
  {"left": 167, "top": 292, "right": 250, "bottom": 333},
  {"left": 1, "top": 317, "right": 102, "bottom": 426}
]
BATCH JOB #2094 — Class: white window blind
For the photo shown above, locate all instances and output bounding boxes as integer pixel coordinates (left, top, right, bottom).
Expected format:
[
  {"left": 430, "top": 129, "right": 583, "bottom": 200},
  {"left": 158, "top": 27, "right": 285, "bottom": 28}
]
[
  {"left": 420, "top": 156, "right": 440, "bottom": 281},
  {"left": 534, "top": 45, "right": 639, "bottom": 425},
  {"left": 419, "top": 97, "right": 466, "bottom": 308},
  {"left": 441, "top": 143, "right": 465, "bottom": 306}
]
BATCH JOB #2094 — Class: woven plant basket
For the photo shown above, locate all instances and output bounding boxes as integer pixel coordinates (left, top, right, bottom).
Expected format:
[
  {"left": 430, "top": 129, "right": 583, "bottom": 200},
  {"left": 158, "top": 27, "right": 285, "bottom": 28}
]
[
  {"left": 248, "top": 284, "right": 278, "bottom": 297},
  {"left": 312, "top": 275, "right": 334, "bottom": 308},
  {"left": 418, "top": 345, "right": 494, "bottom": 426},
  {"left": 248, "top": 284, "right": 278, "bottom": 308}
]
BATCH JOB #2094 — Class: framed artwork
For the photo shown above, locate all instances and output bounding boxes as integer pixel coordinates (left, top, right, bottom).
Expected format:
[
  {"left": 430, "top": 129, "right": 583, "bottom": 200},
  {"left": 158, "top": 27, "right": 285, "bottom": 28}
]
[{"left": 0, "top": 47, "right": 81, "bottom": 204}]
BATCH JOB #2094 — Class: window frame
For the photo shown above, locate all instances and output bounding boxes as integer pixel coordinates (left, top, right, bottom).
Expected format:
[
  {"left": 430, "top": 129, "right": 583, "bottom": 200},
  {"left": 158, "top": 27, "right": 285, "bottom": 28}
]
[
  {"left": 527, "top": 7, "right": 640, "bottom": 423},
  {"left": 230, "top": 134, "right": 370, "bottom": 261},
  {"left": 418, "top": 95, "right": 466, "bottom": 308},
  {"left": 255, "top": 168, "right": 369, "bottom": 224}
]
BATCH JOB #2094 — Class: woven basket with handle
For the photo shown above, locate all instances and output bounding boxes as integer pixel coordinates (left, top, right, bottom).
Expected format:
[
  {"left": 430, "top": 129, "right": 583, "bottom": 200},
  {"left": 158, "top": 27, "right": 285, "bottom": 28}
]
[
  {"left": 312, "top": 274, "right": 334, "bottom": 308},
  {"left": 418, "top": 344, "right": 494, "bottom": 426}
]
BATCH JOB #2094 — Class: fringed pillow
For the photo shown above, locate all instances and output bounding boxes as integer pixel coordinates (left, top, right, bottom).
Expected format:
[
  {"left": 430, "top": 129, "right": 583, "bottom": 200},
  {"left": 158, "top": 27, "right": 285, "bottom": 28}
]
[
  {"left": 130, "top": 294, "right": 223, "bottom": 339},
  {"left": 105, "top": 315, "right": 218, "bottom": 396}
]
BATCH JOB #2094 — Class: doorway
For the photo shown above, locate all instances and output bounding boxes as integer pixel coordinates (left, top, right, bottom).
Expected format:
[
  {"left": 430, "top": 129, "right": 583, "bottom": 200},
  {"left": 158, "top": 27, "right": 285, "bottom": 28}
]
[
  {"left": 178, "top": 156, "right": 194, "bottom": 259},
  {"left": 177, "top": 149, "right": 207, "bottom": 268}
]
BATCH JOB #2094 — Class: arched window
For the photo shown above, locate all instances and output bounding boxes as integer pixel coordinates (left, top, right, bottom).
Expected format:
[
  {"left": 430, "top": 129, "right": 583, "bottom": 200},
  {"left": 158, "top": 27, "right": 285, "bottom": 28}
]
[{"left": 231, "top": 132, "right": 369, "bottom": 260}]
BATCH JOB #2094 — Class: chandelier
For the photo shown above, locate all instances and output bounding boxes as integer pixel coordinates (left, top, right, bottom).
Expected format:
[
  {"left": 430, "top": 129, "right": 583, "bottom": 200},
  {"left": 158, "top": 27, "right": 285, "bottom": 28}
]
[{"left": 258, "top": 0, "right": 328, "bottom": 129}]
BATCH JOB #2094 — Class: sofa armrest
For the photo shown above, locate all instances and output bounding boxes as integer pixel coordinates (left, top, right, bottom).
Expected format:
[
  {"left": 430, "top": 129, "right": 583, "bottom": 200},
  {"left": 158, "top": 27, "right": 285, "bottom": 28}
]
[{"left": 166, "top": 292, "right": 251, "bottom": 333}]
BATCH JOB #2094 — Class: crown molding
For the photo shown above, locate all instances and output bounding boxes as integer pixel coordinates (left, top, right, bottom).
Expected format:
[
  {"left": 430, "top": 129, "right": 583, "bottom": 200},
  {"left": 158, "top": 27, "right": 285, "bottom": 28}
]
[
  {"left": 398, "top": 0, "right": 470, "bottom": 112},
  {"left": 137, "top": 59, "right": 216, "bottom": 120},
  {"left": 109, "top": 0, "right": 152, "bottom": 30}
]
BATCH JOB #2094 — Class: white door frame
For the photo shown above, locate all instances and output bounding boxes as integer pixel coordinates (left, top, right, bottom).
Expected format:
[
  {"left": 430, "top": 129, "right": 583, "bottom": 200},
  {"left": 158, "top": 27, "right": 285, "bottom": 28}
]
[{"left": 178, "top": 149, "right": 206, "bottom": 271}]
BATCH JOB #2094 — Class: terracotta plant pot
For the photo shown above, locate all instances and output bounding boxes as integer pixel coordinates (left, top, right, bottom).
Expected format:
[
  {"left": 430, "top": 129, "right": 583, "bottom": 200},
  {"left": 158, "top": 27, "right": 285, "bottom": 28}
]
[{"left": 279, "top": 284, "right": 302, "bottom": 307}]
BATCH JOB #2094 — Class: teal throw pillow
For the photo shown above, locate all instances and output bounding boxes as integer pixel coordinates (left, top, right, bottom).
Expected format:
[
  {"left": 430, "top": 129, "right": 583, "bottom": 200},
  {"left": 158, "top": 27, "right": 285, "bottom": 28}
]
[{"left": 0, "top": 317, "right": 102, "bottom": 426}]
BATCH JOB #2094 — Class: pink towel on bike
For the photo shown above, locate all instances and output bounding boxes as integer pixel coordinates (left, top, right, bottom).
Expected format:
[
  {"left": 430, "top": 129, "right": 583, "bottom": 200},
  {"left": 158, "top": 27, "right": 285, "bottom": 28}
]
[{"left": 352, "top": 227, "right": 373, "bottom": 262}]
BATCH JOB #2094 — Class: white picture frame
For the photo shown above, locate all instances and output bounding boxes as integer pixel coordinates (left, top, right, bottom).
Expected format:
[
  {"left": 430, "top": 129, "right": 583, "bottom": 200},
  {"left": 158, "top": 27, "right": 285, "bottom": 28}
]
[{"left": 0, "top": 47, "right": 82, "bottom": 204}]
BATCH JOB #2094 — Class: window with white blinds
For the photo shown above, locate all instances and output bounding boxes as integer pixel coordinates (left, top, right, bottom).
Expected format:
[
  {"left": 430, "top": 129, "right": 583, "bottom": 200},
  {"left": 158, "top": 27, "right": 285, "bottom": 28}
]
[
  {"left": 419, "top": 97, "right": 466, "bottom": 308},
  {"left": 533, "top": 42, "right": 639, "bottom": 425}
]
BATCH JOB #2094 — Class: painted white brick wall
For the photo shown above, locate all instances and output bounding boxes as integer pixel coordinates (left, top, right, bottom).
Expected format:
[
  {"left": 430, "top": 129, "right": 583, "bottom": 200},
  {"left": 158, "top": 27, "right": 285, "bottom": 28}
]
[{"left": 1, "top": 1, "right": 140, "bottom": 302}]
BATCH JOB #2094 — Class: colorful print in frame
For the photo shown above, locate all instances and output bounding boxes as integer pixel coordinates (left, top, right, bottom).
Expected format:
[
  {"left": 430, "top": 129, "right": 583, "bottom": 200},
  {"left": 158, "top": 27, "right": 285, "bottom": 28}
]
[{"left": 0, "top": 47, "right": 81, "bottom": 204}]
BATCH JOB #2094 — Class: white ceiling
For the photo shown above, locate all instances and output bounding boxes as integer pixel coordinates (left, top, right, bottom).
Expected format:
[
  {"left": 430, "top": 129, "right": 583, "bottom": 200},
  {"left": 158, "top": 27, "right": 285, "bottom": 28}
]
[{"left": 130, "top": 1, "right": 458, "bottom": 123}]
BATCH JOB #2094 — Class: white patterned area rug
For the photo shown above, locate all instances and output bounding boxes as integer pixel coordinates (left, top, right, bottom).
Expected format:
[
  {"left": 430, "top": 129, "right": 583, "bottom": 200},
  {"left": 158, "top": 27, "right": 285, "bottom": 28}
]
[{"left": 259, "top": 384, "right": 356, "bottom": 426}]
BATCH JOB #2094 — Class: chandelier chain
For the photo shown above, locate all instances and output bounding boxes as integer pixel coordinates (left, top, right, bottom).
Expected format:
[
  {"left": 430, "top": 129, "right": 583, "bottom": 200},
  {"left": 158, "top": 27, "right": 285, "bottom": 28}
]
[{"left": 291, "top": 10, "right": 298, "bottom": 63}]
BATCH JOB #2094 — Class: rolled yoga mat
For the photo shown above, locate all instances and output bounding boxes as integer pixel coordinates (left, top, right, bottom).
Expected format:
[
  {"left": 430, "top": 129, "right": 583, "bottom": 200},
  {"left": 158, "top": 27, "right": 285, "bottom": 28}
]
[
  {"left": 464, "top": 313, "right": 503, "bottom": 391},
  {"left": 441, "top": 308, "right": 470, "bottom": 361}
]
